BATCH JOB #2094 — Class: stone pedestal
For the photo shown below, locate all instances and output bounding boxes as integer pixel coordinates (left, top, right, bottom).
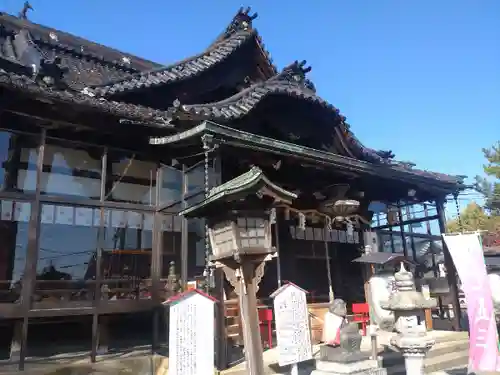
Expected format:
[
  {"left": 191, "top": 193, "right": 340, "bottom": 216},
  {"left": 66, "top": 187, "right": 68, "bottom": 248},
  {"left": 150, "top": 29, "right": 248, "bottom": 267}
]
[
  {"left": 390, "top": 335, "right": 434, "bottom": 375},
  {"left": 312, "top": 345, "right": 387, "bottom": 375}
]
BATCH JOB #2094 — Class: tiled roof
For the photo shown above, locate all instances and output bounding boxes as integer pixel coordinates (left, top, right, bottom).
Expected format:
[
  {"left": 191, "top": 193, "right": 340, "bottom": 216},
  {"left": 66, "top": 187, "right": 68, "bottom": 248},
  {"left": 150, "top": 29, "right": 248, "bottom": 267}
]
[
  {"left": 90, "top": 8, "right": 277, "bottom": 97},
  {"left": 0, "top": 12, "right": 160, "bottom": 70},
  {"left": 179, "top": 166, "right": 297, "bottom": 216},
  {"left": 0, "top": 68, "right": 173, "bottom": 127},
  {"left": 165, "top": 61, "right": 401, "bottom": 165},
  {"left": 0, "top": 12, "right": 162, "bottom": 89}
]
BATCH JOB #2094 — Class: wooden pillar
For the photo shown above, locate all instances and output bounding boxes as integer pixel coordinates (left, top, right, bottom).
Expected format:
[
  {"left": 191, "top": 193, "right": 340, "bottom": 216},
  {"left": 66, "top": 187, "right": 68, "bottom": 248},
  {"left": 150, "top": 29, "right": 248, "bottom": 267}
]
[
  {"left": 97, "top": 316, "right": 110, "bottom": 355},
  {"left": 9, "top": 320, "right": 23, "bottom": 362},
  {"left": 238, "top": 262, "right": 264, "bottom": 375},
  {"left": 214, "top": 268, "right": 228, "bottom": 370},
  {"left": 180, "top": 164, "right": 188, "bottom": 287},
  {"left": 436, "top": 199, "right": 462, "bottom": 331}
]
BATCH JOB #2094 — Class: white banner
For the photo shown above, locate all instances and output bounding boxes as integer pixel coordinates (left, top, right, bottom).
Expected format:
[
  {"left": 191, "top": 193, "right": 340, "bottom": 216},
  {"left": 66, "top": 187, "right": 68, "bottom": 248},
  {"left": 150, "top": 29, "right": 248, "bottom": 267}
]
[{"left": 442, "top": 233, "right": 499, "bottom": 371}]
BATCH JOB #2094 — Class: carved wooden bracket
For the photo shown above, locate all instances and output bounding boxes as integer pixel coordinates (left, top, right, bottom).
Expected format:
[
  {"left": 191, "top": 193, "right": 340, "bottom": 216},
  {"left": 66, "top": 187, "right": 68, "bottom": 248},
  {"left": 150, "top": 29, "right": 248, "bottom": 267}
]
[{"left": 222, "top": 262, "right": 267, "bottom": 297}]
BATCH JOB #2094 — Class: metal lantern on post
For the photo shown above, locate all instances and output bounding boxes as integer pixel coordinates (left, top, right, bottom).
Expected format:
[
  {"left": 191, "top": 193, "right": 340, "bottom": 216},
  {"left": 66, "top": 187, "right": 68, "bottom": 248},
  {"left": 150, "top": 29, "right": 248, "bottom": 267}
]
[
  {"left": 179, "top": 166, "right": 298, "bottom": 375},
  {"left": 320, "top": 198, "right": 360, "bottom": 221}
]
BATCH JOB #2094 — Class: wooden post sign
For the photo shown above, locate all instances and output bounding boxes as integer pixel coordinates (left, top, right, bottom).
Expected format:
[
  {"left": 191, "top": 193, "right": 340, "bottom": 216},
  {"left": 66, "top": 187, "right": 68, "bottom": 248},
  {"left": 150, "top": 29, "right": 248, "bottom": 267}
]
[
  {"left": 165, "top": 289, "right": 218, "bottom": 375},
  {"left": 271, "top": 282, "right": 313, "bottom": 373}
]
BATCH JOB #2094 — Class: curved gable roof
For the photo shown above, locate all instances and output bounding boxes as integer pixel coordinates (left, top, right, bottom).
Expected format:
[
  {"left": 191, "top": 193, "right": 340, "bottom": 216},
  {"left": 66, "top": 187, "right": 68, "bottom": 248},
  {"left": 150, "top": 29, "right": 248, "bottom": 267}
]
[
  {"left": 165, "top": 60, "right": 395, "bottom": 165},
  {"left": 89, "top": 7, "right": 277, "bottom": 97}
]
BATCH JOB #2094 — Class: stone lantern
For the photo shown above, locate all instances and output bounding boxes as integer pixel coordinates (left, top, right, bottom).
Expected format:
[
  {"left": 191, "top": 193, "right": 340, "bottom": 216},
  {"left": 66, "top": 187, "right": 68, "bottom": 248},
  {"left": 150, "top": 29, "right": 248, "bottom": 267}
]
[
  {"left": 179, "top": 166, "right": 298, "bottom": 375},
  {"left": 381, "top": 262, "right": 437, "bottom": 375}
]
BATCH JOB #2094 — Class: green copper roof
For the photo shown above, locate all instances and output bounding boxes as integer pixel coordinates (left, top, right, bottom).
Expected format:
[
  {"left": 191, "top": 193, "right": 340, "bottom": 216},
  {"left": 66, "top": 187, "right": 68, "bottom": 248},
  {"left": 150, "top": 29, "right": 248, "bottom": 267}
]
[{"left": 179, "top": 166, "right": 297, "bottom": 217}]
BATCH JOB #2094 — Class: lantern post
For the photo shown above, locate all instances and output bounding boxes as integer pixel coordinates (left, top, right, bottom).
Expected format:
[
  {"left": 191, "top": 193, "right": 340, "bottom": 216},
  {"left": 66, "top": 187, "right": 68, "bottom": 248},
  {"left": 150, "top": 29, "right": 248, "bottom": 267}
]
[{"left": 179, "top": 167, "right": 298, "bottom": 375}]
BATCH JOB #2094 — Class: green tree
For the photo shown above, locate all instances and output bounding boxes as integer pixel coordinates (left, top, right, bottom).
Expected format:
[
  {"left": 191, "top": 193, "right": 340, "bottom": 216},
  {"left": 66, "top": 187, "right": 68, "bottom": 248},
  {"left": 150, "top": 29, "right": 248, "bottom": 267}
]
[
  {"left": 446, "top": 202, "right": 500, "bottom": 233},
  {"left": 476, "top": 141, "right": 500, "bottom": 214}
]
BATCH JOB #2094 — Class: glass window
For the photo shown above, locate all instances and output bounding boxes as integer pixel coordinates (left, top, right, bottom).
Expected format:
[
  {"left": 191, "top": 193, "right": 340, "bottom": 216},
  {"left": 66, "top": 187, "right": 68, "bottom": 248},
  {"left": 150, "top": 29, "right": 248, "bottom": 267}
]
[
  {"left": 41, "top": 140, "right": 103, "bottom": 200},
  {"left": 0, "top": 198, "right": 30, "bottom": 304},
  {"left": 0, "top": 130, "right": 39, "bottom": 193},
  {"left": 33, "top": 203, "right": 99, "bottom": 304},
  {"left": 189, "top": 219, "right": 206, "bottom": 272},
  {"left": 98, "top": 210, "right": 153, "bottom": 301},
  {"left": 106, "top": 151, "right": 157, "bottom": 206},
  {"left": 159, "top": 165, "right": 182, "bottom": 206},
  {"left": 186, "top": 162, "right": 219, "bottom": 196}
]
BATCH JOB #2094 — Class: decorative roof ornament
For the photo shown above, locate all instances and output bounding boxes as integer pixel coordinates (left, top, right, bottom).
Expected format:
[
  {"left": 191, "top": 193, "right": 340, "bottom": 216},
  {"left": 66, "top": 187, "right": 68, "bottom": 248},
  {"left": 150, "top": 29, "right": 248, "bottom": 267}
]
[
  {"left": 225, "top": 7, "right": 258, "bottom": 36},
  {"left": 374, "top": 149, "right": 395, "bottom": 160},
  {"left": 18, "top": 1, "right": 33, "bottom": 20},
  {"left": 36, "top": 57, "right": 69, "bottom": 89},
  {"left": 278, "top": 60, "right": 316, "bottom": 92},
  {"left": 49, "top": 32, "right": 58, "bottom": 42}
]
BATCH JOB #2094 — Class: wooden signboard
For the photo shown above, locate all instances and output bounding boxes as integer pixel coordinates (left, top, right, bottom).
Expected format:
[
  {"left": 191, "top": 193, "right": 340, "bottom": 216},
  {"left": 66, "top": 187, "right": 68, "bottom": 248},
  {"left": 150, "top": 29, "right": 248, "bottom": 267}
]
[
  {"left": 166, "top": 289, "right": 218, "bottom": 375},
  {"left": 271, "top": 282, "right": 313, "bottom": 368}
]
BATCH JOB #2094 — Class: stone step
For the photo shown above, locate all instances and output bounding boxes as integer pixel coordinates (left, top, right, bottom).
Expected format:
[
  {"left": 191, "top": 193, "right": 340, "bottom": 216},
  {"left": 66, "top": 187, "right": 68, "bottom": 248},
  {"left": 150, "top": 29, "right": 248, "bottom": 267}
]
[{"left": 430, "top": 331, "right": 468, "bottom": 344}]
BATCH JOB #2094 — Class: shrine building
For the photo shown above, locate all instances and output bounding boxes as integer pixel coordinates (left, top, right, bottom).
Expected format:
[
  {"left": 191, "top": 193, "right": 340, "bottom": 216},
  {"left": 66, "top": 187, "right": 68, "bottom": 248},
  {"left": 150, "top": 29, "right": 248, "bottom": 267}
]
[{"left": 0, "top": 6, "right": 466, "bottom": 372}]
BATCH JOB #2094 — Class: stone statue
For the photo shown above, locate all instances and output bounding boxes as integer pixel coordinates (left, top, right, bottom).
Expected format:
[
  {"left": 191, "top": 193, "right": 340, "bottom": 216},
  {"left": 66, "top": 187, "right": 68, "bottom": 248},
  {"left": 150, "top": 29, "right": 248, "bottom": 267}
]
[
  {"left": 320, "top": 299, "right": 365, "bottom": 362},
  {"left": 368, "top": 268, "right": 396, "bottom": 331},
  {"left": 338, "top": 322, "right": 362, "bottom": 354},
  {"left": 322, "top": 299, "right": 348, "bottom": 346}
]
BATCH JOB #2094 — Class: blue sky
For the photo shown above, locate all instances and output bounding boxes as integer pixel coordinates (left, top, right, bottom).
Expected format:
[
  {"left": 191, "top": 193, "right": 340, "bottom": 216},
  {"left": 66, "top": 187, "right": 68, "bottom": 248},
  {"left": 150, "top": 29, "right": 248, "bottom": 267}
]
[{"left": 2, "top": 0, "right": 499, "bottom": 208}]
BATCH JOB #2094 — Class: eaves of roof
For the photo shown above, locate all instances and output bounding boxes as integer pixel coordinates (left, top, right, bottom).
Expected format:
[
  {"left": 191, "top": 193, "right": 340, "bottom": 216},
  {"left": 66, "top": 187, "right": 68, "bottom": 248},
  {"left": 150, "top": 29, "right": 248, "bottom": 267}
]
[
  {"left": 0, "top": 68, "right": 173, "bottom": 128},
  {"left": 150, "top": 121, "right": 466, "bottom": 193}
]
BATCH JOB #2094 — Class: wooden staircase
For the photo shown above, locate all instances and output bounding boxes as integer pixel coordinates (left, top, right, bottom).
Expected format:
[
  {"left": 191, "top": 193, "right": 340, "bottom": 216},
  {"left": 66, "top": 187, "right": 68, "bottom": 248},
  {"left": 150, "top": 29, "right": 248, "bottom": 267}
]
[{"left": 225, "top": 299, "right": 243, "bottom": 346}]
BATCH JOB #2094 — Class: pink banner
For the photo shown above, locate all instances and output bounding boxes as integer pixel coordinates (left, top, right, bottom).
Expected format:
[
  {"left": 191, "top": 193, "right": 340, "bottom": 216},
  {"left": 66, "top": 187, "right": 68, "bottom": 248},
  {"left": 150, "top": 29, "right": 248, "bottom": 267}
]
[{"left": 443, "top": 233, "right": 499, "bottom": 372}]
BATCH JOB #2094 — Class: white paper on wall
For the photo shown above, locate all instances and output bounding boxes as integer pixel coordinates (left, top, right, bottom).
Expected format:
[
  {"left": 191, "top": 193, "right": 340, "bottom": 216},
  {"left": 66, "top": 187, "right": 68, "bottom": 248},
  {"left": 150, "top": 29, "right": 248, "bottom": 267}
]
[
  {"left": 305, "top": 227, "right": 314, "bottom": 241},
  {"left": 128, "top": 211, "right": 143, "bottom": 229},
  {"left": 41, "top": 204, "right": 55, "bottom": 224},
  {"left": 162, "top": 216, "right": 173, "bottom": 232},
  {"left": 111, "top": 210, "right": 128, "bottom": 228},
  {"left": 331, "top": 229, "right": 339, "bottom": 242},
  {"left": 93, "top": 208, "right": 110, "bottom": 227},
  {"left": 313, "top": 228, "right": 323, "bottom": 241},
  {"left": 353, "top": 231, "right": 360, "bottom": 244},
  {"left": 338, "top": 230, "right": 347, "bottom": 243},
  {"left": 55, "top": 206, "right": 74, "bottom": 225},
  {"left": 75, "top": 207, "right": 93, "bottom": 227},
  {"left": 14, "top": 201, "right": 31, "bottom": 222},
  {"left": 1, "top": 200, "right": 14, "bottom": 221},
  {"left": 295, "top": 227, "right": 305, "bottom": 240},
  {"left": 143, "top": 214, "right": 154, "bottom": 231}
]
